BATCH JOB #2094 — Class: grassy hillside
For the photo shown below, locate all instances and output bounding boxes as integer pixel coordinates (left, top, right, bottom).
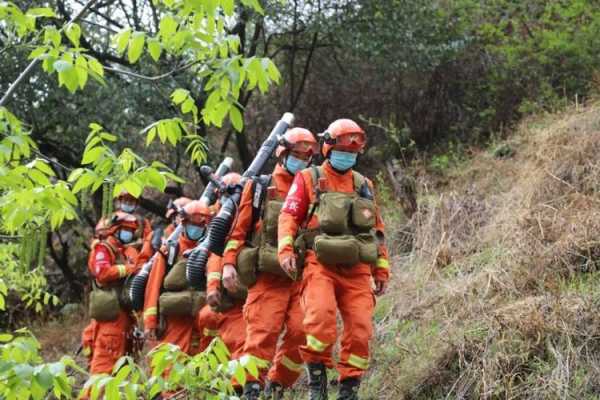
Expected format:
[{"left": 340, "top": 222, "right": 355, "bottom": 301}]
[{"left": 364, "top": 104, "right": 600, "bottom": 399}]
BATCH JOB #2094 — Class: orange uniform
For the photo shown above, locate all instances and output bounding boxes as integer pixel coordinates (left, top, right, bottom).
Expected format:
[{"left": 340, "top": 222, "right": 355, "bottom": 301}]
[
  {"left": 87, "top": 237, "right": 141, "bottom": 374},
  {"left": 278, "top": 160, "right": 390, "bottom": 381},
  {"left": 142, "top": 234, "right": 200, "bottom": 354},
  {"left": 81, "top": 213, "right": 153, "bottom": 365},
  {"left": 202, "top": 255, "right": 246, "bottom": 360},
  {"left": 223, "top": 164, "right": 304, "bottom": 387}
]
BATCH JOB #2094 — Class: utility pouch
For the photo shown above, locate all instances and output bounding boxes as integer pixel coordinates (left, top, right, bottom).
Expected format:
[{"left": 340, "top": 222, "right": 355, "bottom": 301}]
[
  {"left": 159, "top": 290, "right": 205, "bottom": 317},
  {"left": 89, "top": 286, "right": 120, "bottom": 321},
  {"left": 356, "top": 233, "right": 379, "bottom": 264},
  {"left": 237, "top": 247, "right": 258, "bottom": 287},
  {"left": 313, "top": 234, "right": 360, "bottom": 267},
  {"left": 163, "top": 260, "right": 188, "bottom": 291},
  {"left": 316, "top": 193, "right": 353, "bottom": 235},
  {"left": 352, "top": 197, "right": 376, "bottom": 231},
  {"left": 210, "top": 284, "right": 247, "bottom": 312},
  {"left": 257, "top": 245, "right": 288, "bottom": 278},
  {"left": 262, "top": 200, "right": 283, "bottom": 246}
]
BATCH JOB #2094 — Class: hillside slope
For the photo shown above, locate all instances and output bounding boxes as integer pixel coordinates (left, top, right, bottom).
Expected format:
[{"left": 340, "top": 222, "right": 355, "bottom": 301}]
[{"left": 365, "top": 104, "right": 600, "bottom": 399}]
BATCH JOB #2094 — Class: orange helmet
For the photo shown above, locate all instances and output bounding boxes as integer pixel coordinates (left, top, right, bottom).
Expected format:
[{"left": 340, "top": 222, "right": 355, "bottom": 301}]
[
  {"left": 321, "top": 119, "right": 366, "bottom": 157},
  {"left": 182, "top": 200, "right": 214, "bottom": 225},
  {"left": 165, "top": 196, "right": 192, "bottom": 219},
  {"left": 116, "top": 190, "right": 138, "bottom": 202},
  {"left": 276, "top": 128, "right": 318, "bottom": 158},
  {"left": 221, "top": 172, "right": 242, "bottom": 186},
  {"left": 94, "top": 211, "right": 139, "bottom": 238}
]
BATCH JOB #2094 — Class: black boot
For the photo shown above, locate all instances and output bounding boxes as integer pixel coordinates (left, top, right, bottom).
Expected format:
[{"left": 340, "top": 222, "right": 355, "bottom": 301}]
[
  {"left": 337, "top": 378, "right": 360, "bottom": 400},
  {"left": 242, "top": 381, "right": 262, "bottom": 400},
  {"left": 264, "top": 380, "right": 284, "bottom": 399},
  {"left": 307, "top": 362, "right": 328, "bottom": 400}
]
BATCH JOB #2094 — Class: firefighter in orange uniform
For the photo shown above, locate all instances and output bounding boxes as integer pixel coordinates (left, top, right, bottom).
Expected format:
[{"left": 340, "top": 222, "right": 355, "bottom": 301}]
[
  {"left": 81, "top": 191, "right": 155, "bottom": 363},
  {"left": 113, "top": 190, "right": 154, "bottom": 265},
  {"left": 195, "top": 173, "right": 247, "bottom": 359},
  {"left": 85, "top": 212, "right": 146, "bottom": 374},
  {"left": 220, "top": 128, "right": 318, "bottom": 399},
  {"left": 277, "top": 119, "right": 391, "bottom": 400},
  {"left": 142, "top": 200, "right": 213, "bottom": 354},
  {"left": 163, "top": 197, "right": 192, "bottom": 237}
]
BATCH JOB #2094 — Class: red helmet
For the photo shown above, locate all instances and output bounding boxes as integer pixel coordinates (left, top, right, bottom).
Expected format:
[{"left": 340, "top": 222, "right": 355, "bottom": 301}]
[
  {"left": 221, "top": 172, "right": 242, "bottom": 186},
  {"left": 94, "top": 211, "right": 139, "bottom": 238},
  {"left": 321, "top": 119, "right": 366, "bottom": 157},
  {"left": 165, "top": 196, "right": 192, "bottom": 219},
  {"left": 276, "top": 128, "right": 318, "bottom": 158},
  {"left": 182, "top": 200, "right": 214, "bottom": 225}
]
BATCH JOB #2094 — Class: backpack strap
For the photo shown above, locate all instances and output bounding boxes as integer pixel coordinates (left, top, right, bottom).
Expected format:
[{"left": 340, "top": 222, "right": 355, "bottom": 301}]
[
  {"left": 247, "top": 174, "right": 271, "bottom": 243},
  {"left": 352, "top": 170, "right": 374, "bottom": 199},
  {"left": 303, "top": 166, "right": 322, "bottom": 229}
]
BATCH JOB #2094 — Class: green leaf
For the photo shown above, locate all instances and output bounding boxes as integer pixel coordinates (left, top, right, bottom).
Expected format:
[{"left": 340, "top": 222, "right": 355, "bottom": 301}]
[
  {"left": 28, "top": 169, "right": 51, "bottom": 185},
  {"left": 27, "top": 7, "right": 56, "bottom": 17},
  {"left": 29, "top": 46, "right": 47, "bottom": 60},
  {"left": 229, "top": 106, "right": 243, "bottom": 132},
  {"left": 222, "top": 0, "right": 234, "bottom": 15},
  {"left": 171, "top": 89, "right": 188, "bottom": 105},
  {"left": 0, "top": 333, "right": 13, "bottom": 342},
  {"left": 75, "top": 55, "right": 88, "bottom": 89},
  {"left": 59, "top": 67, "right": 80, "bottom": 94},
  {"left": 34, "top": 160, "right": 55, "bottom": 176},
  {"left": 122, "top": 180, "right": 142, "bottom": 198},
  {"left": 266, "top": 59, "right": 281, "bottom": 83},
  {"left": 65, "top": 23, "right": 81, "bottom": 47},
  {"left": 147, "top": 39, "right": 161, "bottom": 62},
  {"left": 88, "top": 57, "right": 104, "bottom": 77},
  {"left": 44, "top": 26, "right": 61, "bottom": 47},
  {"left": 72, "top": 173, "right": 96, "bottom": 193},
  {"left": 182, "top": 98, "right": 194, "bottom": 114},
  {"left": 159, "top": 15, "right": 177, "bottom": 40},
  {"left": 82, "top": 147, "right": 104, "bottom": 164},
  {"left": 128, "top": 32, "right": 145, "bottom": 64},
  {"left": 101, "top": 132, "right": 117, "bottom": 142},
  {"left": 146, "top": 126, "right": 157, "bottom": 146},
  {"left": 114, "top": 28, "right": 131, "bottom": 55}
]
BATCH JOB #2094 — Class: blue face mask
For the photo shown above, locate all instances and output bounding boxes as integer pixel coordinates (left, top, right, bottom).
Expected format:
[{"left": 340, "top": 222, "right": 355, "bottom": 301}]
[
  {"left": 185, "top": 224, "right": 205, "bottom": 241},
  {"left": 329, "top": 150, "right": 358, "bottom": 171},
  {"left": 118, "top": 229, "right": 134, "bottom": 244},
  {"left": 285, "top": 155, "right": 308, "bottom": 175},
  {"left": 120, "top": 202, "right": 136, "bottom": 213}
]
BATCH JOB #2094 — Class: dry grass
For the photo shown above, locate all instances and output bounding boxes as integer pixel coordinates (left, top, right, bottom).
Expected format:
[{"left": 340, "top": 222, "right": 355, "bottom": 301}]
[{"left": 365, "top": 104, "right": 600, "bottom": 399}]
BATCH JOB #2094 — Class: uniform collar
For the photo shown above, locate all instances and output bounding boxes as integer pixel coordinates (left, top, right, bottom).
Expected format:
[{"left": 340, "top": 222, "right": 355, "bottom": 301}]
[
  {"left": 323, "top": 159, "right": 353, "bottom": 178},
  {"left": 273, "top": 163, "right": 295, "bottom": 184}
]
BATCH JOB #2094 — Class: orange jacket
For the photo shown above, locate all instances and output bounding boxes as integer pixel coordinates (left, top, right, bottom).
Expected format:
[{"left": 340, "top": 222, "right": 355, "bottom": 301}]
[
  {"left": 206, "top": 254, "right": 225, "bottom": 295},
  {"left": 137, "top": 218, "right": 155, "bottom": 266},
  {"left": 88, "top": 237, "right": 141, "bottom": 286},
  {"left": 222, "top": 164, "right": 294, "bottom": 267},
  {"left": 277, "top": 161, "right": 391, "bottom": 281},
  {"left": 142, "top": 234, "right": 198, "bottom": 329}
]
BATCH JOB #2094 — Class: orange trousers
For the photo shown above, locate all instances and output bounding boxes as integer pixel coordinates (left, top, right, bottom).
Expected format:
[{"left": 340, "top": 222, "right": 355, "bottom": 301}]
[
  {"left": 300, "top": 256, "right": 374, "bottom": 381},
  {"left": 197, "top": 302, "right": 246, "bottom": 359},
  {"left": 155, "top": 315, "right": 201, "bottom": 355},
  {"left": 217, "top": 302, "right": 246, "bottom": 360},
  {"left": 196, "top": 304, "right": 220, "bottom": 352},
  {"left": 243, "top": 273, "right": 304, "bottom": 387},
  {"left": 89, "top": 310, "right": 134, "bottom": 374}
]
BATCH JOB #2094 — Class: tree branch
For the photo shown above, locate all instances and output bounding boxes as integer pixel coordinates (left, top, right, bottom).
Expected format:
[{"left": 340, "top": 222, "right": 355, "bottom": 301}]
[
  {"left": 291, "top": 31, "right": 319, "bottom": 110},
  {"left": 103, "top": 60, "right": 201, "bottom": 81},
  {"left": 0, "top": 0, "right": 101, "bottom": 107}
]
